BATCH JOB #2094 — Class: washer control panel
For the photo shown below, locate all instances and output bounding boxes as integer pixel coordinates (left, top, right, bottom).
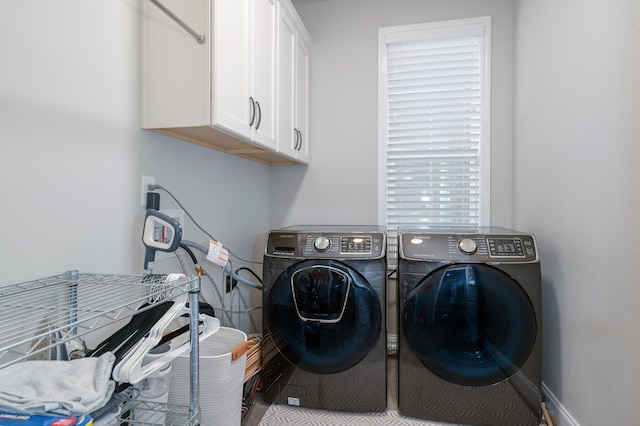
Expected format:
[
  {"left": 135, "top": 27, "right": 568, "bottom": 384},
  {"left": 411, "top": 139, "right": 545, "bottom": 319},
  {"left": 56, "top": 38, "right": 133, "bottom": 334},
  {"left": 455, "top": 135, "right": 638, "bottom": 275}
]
[
  {"left": 487, "top": 237, "right": 526, "bottom": 257},
  {"left": 266, "top": 228, "right": 386, "bottom": 259},
  {"left": 340, "top": 235, "right": 373, "bottom": 254},
  {"left": 400, "top": 230, "right": 537, "bottom": 262}
]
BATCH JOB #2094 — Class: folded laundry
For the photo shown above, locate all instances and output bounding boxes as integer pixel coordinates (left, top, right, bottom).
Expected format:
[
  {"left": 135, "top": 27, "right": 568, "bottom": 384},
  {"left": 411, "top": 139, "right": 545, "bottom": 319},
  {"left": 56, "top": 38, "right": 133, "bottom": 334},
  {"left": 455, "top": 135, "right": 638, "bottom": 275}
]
[{"left": 0, "top": 352, "right": 115, "bottom": 417}]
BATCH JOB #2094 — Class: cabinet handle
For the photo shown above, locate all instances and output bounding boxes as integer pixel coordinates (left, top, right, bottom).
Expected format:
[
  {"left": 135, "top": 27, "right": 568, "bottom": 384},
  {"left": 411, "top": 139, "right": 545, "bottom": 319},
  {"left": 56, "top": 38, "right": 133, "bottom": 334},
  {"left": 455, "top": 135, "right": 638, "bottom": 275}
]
[
  {"left": 293, "top": 128, "right": 299, "bottom": 150},
  {"left": 255, "top": 101, "right": 262, "bottom": 130},
  {"left": 249, "top": 97, "right": 256, "bottom": 127},
  {"left": 297, "top": 129, "right": 303, "bottom": 151}
]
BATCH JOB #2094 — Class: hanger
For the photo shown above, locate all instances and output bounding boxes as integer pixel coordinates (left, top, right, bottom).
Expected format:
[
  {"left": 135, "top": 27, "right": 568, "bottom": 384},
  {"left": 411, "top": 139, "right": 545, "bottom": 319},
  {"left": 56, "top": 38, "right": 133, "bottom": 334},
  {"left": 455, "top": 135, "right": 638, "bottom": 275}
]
[
  {"left": 111, "top": 292, "right": 219, "bottom": 384},
  {"left": 88, "top": 301, "right": 174, "bottom": 362}
]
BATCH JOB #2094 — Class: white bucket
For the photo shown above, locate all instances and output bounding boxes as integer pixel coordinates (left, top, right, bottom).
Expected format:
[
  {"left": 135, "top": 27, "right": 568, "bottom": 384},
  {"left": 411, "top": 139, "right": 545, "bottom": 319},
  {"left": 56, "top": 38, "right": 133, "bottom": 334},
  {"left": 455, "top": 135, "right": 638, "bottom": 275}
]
[{"left": 168, "top": 327, "right": 248, "bottom": 426}]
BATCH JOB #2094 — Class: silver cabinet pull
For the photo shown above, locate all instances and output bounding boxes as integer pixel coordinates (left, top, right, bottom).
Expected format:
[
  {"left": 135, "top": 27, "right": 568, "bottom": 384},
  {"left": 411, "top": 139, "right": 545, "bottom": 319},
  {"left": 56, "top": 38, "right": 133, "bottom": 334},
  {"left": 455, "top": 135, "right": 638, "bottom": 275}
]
[
  {"left": 249, "top": 97, "right": 256, "bottom": 127},
  {"left": 255, "top": 101, "right": 262, "bottom": 130}
]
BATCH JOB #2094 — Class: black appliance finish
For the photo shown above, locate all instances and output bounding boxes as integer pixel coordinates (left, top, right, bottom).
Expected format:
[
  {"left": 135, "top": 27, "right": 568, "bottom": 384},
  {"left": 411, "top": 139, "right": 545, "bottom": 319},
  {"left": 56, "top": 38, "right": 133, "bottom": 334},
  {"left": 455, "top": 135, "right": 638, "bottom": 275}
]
[
  {"left": 397, "top": 227, "right": 542, "bottom": 425},
  {"left": 262, "top": 226, "right": 387, "bottom": 412}
]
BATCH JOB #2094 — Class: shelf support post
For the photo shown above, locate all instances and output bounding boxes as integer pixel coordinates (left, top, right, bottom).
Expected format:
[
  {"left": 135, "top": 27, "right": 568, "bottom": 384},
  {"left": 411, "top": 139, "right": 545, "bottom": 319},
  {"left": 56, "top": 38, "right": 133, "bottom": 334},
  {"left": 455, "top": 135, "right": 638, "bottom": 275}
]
[
  {"left": 188, "top": 276, "right": 201, "bottom": 424},
  {"left": 66, "top": 270, "right": 79, "bottom": 335}
]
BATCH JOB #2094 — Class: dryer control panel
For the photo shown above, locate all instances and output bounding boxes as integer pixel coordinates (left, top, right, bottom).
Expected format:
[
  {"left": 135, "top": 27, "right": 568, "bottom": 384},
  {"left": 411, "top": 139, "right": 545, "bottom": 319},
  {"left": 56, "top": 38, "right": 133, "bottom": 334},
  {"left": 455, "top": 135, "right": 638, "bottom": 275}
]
[
  {"left": 266, "top": 227, "right": 386, "bottom": 260},
  {"left": 399, "top": 230, "right": 537, "bottom": 263}
]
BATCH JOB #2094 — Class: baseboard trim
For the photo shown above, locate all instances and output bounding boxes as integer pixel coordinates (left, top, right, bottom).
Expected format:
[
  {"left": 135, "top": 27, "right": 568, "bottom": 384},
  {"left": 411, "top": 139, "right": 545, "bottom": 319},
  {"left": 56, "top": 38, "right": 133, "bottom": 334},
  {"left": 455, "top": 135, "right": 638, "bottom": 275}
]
[{"left": 542, "top": 382, "right": 581, "bottom": 426}]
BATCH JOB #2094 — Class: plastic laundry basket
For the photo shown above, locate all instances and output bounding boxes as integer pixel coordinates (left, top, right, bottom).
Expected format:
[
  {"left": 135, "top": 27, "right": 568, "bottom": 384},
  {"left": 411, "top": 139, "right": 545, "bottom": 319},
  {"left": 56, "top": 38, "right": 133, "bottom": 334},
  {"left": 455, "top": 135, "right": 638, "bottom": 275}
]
[{"left": 167, "top": 327, "right": 248, "bottom": 426}]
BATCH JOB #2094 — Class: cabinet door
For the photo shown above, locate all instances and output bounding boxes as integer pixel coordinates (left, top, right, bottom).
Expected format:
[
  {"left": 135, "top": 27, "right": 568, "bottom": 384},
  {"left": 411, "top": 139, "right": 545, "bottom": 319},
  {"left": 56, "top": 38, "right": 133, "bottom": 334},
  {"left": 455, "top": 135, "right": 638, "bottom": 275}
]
[
  {"left": 250, "top": 0, "right": 277, "bottom": 148},
  {"left": 294, "top": 37, "right": 310, "bottom": 163},
  {"left": 212, "top": 0, "right": 252, "bottom": 139},
  {"left": 276, "top": 3, "right": 298, "bottom": 159},
  {"left": 213, "top": 0, "right": 276, "bottom": 149}
]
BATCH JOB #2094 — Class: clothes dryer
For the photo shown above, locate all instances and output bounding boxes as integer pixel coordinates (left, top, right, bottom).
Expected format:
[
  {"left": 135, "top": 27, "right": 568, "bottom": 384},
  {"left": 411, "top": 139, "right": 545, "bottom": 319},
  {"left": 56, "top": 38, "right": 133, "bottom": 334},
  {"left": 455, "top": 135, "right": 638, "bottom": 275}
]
[
  {"left": 397, "top": 227, "right": 542, "bottom": 425},
  {"left": 262, "top": 226, "right": 387, "bottom": 412}
]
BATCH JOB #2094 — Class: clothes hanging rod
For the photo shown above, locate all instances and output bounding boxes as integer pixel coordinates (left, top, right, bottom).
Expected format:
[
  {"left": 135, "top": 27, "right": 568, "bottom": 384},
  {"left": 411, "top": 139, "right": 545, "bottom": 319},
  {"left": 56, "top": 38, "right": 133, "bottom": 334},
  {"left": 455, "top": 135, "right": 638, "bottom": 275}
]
[{"left": 148, "top": 0, "right": 205, "bottom": 44}]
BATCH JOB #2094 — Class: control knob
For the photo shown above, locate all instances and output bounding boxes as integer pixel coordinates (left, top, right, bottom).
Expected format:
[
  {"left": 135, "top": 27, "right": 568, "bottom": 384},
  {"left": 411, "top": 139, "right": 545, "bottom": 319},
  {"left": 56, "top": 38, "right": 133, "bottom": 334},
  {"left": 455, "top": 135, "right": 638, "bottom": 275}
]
[
  {"left": 458, "top": 238, "right": 478, "bottom": 255},
  {"left": 314, "top": 236, "right": 331, "bottom": 252}
]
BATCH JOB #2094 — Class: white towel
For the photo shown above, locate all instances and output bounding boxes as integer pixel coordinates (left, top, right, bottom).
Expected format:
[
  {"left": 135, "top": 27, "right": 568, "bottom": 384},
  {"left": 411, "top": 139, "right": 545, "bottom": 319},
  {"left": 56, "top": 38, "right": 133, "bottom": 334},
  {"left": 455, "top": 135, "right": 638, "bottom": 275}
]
[{"left": 0, "top": 352, "right": 115, "bottom": 417}]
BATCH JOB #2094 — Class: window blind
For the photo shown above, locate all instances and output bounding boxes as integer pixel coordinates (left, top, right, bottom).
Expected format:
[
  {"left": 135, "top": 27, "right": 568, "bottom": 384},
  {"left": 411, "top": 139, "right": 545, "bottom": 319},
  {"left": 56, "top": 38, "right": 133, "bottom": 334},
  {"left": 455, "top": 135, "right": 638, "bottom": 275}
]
[{"left": 379, "top": 18, "right": 491, "bottom": 263}]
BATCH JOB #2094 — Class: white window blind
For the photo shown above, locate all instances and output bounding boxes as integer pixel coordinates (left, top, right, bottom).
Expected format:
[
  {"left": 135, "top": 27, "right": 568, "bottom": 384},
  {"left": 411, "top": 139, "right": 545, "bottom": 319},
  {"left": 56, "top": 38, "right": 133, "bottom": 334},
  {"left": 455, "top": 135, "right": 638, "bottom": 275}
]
[{"left": 378, "top": 18, "right": 491, "bottom": 264}]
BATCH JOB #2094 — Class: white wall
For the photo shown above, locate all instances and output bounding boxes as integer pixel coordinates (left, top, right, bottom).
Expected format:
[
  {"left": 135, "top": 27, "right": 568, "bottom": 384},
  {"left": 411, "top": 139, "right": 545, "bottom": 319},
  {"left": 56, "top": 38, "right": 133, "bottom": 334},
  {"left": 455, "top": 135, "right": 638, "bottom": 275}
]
[
  {"left": 513, "top": 1, "right": 640, "bottom": 425},
  {"left": 271, "top": 0, "right": 516, "bottom": 228},
  {"left": 0, "top": 0, "right": 269, "bottom": 332}
]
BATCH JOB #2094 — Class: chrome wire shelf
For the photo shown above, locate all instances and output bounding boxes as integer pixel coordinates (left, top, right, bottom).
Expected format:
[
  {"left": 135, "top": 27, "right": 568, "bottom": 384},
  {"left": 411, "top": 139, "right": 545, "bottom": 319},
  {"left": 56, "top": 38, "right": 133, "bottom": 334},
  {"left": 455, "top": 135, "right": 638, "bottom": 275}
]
[
  {"left": 118, "top": 399, "right": 199, "bottom": 426},
  {"left": 0, "top": 271, "right": 199, "bottom": 369},
  {"left": 0, "top": 270, "right": 202, "bottom": 426}
]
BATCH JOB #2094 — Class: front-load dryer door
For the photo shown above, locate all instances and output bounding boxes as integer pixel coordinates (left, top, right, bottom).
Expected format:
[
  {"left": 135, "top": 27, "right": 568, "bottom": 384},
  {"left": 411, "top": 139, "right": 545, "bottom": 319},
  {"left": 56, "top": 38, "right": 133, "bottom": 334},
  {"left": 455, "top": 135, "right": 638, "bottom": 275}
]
[
  {"left": 267, "top": 259, "right": 382, "bottom": 374},
  {"left": 403, "top": 264, "right": 536, "bottom": 387}
]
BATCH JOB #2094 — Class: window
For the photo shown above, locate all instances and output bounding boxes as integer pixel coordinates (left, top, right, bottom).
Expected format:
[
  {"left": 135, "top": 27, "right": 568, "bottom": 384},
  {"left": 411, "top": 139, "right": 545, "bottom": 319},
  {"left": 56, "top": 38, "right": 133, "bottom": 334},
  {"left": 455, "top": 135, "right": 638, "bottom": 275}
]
[{"left": 378, "top": 17, "right": 492, "bottom": 263}]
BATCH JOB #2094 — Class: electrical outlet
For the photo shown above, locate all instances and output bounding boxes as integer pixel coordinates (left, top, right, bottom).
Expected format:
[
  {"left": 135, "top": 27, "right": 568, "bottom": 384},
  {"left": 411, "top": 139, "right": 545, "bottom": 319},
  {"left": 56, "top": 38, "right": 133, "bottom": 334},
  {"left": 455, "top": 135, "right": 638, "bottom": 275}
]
[
  {"left": 226, "top": 275, "right": 238, "bottom": 293},
  {"left": 141, "top": 175, "right": 156, "bottom": 206}
]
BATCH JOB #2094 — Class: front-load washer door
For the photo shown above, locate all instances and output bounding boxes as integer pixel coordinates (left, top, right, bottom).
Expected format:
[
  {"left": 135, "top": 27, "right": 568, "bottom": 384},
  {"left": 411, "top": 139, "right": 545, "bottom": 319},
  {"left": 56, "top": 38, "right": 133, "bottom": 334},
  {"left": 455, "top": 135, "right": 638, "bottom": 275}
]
[
  {"left": 403, "top": 264, "right": 536, "bottom": 387},
  {"left": 267, "top": 259, "right": 382, "bottom": 374}
]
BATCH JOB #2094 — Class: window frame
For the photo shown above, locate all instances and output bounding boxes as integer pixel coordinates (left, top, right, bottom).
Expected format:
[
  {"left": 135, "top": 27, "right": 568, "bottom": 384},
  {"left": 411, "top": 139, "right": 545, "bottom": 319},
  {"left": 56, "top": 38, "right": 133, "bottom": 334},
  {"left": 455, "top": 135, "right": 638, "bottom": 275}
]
[{"left": 377, "top": 17, "right": 492, "bottom": 263}]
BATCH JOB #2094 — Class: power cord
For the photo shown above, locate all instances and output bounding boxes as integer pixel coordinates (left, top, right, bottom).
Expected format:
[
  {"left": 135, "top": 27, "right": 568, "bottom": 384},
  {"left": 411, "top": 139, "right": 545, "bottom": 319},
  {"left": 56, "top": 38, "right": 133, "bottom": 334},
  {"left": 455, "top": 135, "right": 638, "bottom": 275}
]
[
  {"left": 148, "top": 183, "right": 261, "bottom": 265},
  {"left": 234, "top": 267, "right": 264, "bottom": 287},
  {"left": 178, "top": 243, "right": 236, "bottom": 328}
]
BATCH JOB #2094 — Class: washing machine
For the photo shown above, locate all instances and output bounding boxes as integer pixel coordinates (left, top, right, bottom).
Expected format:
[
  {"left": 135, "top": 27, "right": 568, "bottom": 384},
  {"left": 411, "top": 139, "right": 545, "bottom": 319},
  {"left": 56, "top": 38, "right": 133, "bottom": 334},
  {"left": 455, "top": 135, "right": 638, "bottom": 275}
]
[
  {"left": 262, "top": 225, "right": 387, "bottom": 412},
  {"left": 397, "top": 227, "right": 542, "bottom": 425}
]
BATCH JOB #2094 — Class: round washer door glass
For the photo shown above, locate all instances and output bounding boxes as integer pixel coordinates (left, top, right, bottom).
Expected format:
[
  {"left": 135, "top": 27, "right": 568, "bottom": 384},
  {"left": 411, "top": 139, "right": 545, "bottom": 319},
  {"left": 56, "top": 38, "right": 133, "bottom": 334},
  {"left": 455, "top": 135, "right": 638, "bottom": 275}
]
[
  {"left": 403, "top": 264, "right": 537, "bottom": 386},
  {"left": 267, "top": 259, "right": 382, "bottom": 374}
]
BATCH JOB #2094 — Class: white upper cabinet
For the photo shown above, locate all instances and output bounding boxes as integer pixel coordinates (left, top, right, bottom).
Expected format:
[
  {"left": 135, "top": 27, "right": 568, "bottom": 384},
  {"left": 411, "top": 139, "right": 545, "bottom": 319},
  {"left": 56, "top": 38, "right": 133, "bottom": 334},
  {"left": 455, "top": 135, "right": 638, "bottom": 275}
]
[
  {"left": 214, "top": 0, "right": 276, "bottom": 146},
  {"left": 294, "top": 30, "right": 311, "bottom": 163},
  {"left": 251, "top": 0, "right": 278, "bottom": 147},
  {"left": 142, "top": 0, "right": 311, "bottom": 165},
  {"left": 276, "top": 1, "right": 311, "bottom": 164},
  {"left": 276, "top": 5, "right": 297, "bottom": 160}
]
